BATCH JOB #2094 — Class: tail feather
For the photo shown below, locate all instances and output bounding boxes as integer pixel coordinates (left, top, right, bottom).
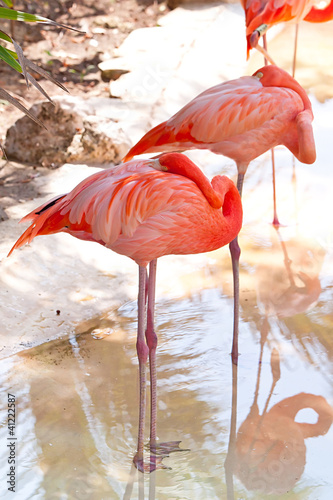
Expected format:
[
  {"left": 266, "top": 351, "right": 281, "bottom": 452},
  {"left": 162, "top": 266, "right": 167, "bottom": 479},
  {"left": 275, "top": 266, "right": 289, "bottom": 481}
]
[
  {"left": 8, "top": 224, "right": 39, "bottom": 256},
  {"left": 20, "top": 195, "right": 66, "bottom": 223},
  {"left": 123, "top": 121, "right": 172, "bottom": 162},
  {"left": 8, "top": 195, "right": 68, "bottom": 257}
]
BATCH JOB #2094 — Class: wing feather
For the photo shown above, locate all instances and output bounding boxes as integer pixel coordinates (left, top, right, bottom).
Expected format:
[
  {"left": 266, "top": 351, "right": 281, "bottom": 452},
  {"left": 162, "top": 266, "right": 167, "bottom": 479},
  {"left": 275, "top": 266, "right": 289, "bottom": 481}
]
[
  {"left": 166, "top": 76, "right": 302, "bottom": 144},
  {"left": 61, "top": 163, "right": 199, "bottom": 248}
]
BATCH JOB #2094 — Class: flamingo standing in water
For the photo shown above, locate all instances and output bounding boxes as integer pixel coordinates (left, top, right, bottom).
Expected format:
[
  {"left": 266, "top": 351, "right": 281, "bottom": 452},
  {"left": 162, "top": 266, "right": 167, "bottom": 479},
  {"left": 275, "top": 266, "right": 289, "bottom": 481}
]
[
  {"left": 242, "top": 0, "right": 333, "bottom": 75},
  {"left": 123, "top": 65, "right": 316, "bottom": 364},
  {"left": 8, "top": 152, "right": 242, "bottom": 472}
]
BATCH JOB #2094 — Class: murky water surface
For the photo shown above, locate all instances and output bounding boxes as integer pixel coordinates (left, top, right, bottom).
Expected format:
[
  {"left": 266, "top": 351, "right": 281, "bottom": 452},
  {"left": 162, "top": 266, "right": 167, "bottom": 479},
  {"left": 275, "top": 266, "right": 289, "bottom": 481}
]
[{"left": 1, "top": 94, "right": 333, "bottom": 498}]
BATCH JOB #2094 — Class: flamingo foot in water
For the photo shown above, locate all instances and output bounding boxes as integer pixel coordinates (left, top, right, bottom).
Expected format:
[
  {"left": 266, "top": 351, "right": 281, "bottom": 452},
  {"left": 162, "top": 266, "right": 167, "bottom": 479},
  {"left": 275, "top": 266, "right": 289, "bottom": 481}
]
[
  {"left": 272, "top": 214, "right": 281, "bottom": 227},
  {"left": 149, "top": 440, "right": 190, "bottom": 456},
  {"left": 133, "top": 452, "right": 169, "bottom": 473},
  {"left": 134, "top": 440, "right": 190, "bottom": 473}
]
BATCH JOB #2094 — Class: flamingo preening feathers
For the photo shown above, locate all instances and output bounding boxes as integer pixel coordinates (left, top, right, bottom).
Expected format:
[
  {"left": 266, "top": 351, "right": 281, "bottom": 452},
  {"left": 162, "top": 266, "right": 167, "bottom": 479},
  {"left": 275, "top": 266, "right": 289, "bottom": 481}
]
[
  {"left": 8, "top": 152, "right": 242, "bottom": 471},
  {"left": 123, "top": 66, "right": 316, "bottom": 180}
]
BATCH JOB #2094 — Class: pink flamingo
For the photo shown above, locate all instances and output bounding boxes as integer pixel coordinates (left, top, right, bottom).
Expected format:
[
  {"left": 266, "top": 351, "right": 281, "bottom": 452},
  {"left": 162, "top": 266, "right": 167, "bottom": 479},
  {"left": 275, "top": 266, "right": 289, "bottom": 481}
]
[
  {"left": 8, "top": 152, "right": 242, "bottom": 472},
  {"left": 241, "top": 1, "right": 332, "bottom": 226},
  {"left": 123, "top": 65, "right": 316, "bottom": 364},
  {"left": 242, "top": 0, "right": 333, "bottom": 75}
]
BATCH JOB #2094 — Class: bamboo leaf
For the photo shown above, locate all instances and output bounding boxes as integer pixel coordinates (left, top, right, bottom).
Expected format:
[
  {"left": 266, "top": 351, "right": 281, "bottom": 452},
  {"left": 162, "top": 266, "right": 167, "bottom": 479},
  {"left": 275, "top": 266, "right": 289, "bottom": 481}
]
[
  {"left": 0, "top": 29, "right": 12, "bottom": 43},
  {"left": 0, "top": 6, "right": 57, "bottom": 23},
  {"left": 0, "top": 88, "right": 46, "bottom": 128},
  {"left": 25, "top": 58, "right": 68, "bottom": 93},
  {"left": 12, "top": 39, "right": 29, "bottom": 86},
  {"left": 0, "top": 44, "right": 21, "bottom": 72},
  {"left": 1, "top": 1, "right": 14, "bottom": 8},
  {"left": 0, "top": 44, "right": 17, "bottom": 59},
  {"left": 0, "top": 7, "right": 84, "bottom": 32},
  {"left": 27, "top": 72, "right": 54, "bottom": 103}
]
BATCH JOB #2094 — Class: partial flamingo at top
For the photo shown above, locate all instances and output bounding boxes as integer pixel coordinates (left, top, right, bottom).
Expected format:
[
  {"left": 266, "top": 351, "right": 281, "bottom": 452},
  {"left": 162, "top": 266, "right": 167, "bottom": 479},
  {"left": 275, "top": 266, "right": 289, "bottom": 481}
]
[{"left": 242, "top": 0, "right": 333, "bottom": 59}]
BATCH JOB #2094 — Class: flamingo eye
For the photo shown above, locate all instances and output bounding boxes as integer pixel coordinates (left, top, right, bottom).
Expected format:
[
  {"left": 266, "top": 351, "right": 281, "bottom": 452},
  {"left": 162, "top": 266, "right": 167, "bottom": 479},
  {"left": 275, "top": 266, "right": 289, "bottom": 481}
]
[{"left": 254, "top": 71, "right": 264, "bottom": 80}]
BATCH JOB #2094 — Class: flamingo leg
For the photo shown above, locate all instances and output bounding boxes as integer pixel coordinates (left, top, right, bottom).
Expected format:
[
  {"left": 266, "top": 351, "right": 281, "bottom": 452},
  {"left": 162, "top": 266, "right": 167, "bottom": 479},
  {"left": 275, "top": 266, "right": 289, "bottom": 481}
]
[
  {"left": 229, "top": 172, "right": 245, "bottom": 365},
  {"left": 229, "top": 237, "right": 240, "bottom": 365},
  {"left": 255, "top": 39, "right": 276, "bottom": 65},
  {"left": 145, "top": 259, "right": 158, "bottom": 471},
  {"left": 263, "top": 34, "right": 281, "bottom": 227},
  {"left": 292, "top": 24, "right": 299, "bottom": 78},
  {"left": 134, "top": 265, "right": 149, "bottom": 472},
  {"left": 224, "top": 361, "right": 238, "bottom": 499},
  {"left": 270, "top": 147, "right": 280, "bottom": 226}
]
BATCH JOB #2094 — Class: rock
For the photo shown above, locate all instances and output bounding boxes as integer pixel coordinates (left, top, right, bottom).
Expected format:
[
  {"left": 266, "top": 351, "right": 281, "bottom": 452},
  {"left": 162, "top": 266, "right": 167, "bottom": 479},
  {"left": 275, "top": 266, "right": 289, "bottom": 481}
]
[
  {"left": 167, "top": 0, "right": 238, "bottom": 8},
  {"left": 108, "top": 2, "right": 247, "bottom": 122},
  {"left": 67, "top": 116, "right": 129, "bottom": 164},
  {"left": 98, "top": 59, "right": 130, "bottom": 82},
  {"left": 4, "top": 97, "right": 131, "bottom": 167},
  {"left": 5, "top": 101, "right": 80, "bottom": 168},
  {"left": 167, "top": 0, "right": 219, "bottom": 8}
]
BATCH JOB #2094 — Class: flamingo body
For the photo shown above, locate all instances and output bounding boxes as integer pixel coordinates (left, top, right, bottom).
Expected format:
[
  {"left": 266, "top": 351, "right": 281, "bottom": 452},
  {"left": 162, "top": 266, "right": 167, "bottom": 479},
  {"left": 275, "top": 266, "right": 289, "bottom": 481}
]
[
  {"left": 242, "top": 0, "right": 333, "bottom": 58},
  {"left": 9, "top": 154, "right": 242, "bottom": 266},
  {"left": 123, "top": 66, "right": 316, "bottom": 171}
]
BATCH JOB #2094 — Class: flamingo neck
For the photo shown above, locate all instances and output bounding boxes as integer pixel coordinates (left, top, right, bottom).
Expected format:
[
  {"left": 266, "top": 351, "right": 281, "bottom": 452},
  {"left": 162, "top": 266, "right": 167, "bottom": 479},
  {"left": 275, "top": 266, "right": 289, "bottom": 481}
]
[
  {"left": 156, "top": 153, "right": 224, "bottom": 209},
  {"left": 254, "top": 66, "right": 313, "bottom": 117}
]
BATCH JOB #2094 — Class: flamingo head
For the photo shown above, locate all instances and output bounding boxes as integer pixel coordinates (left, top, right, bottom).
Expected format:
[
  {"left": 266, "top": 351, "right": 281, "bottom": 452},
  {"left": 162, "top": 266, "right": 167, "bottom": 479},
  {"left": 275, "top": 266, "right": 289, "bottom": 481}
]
[
  {"left": 252, "top": 65, "right": 313, "bottom": 116},
  {"left": 247, "top": 23, "right": 268, "bottom": 59}
]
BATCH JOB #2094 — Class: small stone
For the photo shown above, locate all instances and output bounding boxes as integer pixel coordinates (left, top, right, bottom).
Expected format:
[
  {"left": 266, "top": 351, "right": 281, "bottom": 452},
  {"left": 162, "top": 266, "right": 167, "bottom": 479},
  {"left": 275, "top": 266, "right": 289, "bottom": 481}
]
[{"left": 98, "top": 59, "right": 130, "bottom": 82}]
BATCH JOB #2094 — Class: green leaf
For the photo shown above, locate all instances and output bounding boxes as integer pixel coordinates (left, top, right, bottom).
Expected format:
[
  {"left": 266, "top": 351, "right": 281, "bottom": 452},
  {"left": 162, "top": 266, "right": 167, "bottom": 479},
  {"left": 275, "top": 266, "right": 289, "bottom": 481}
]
[
  {"left": 0, "top": 7, "right": 84, "bottom": 32},
  {"left": 1, "top": 1, "right": 13, "bottom": 7},
  {"left": 0, "top": 29, "right": 12, "bottom": 43},
  {"left": 0, "top": 44, "right": 21, "bottom": 72},
  {"left": 0, "top": 6, "right": 54, "bottom": 23},
  {"left": 1, "top": 45, "right": 17, "bottom": 59}
]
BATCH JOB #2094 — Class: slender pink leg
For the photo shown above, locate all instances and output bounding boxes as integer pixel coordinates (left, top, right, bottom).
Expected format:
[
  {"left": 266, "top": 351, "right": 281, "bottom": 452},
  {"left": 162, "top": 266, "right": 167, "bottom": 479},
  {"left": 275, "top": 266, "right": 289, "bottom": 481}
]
[
  {"left": 145, "top": 259, "right": 158, "bottom": 471},
  {"left": 271, "top": 148, "right": 280, "bottom": 227},
  {"left": 263, "top": 33, "right": 268, "bottom": 67},
  {"left": 229, "top": 237, "right": 240, "bottom": 365},
  {"left": 224, "top": 361, "right": 238, "bottom": 498},
  {"left": 292, "top": 24, "right": 299, "bottom": 78},
  {"left": 229, "top": 173, "right": 244, "bottom": 365},
  {"left": 262, "top": 34, "right": 280, "bottom": 227},
  {"left": 134, "top": 265, "right": 149, "bottom": 472}
]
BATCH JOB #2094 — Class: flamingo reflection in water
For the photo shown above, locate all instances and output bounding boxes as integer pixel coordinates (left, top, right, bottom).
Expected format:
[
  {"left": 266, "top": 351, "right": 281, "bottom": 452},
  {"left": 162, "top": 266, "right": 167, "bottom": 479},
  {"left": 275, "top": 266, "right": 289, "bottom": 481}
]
[
  {"left": 224, "top": 228, "right": 331, "bottom": 496},
  {"left": 236, "top": 383, "right": 333, "bottom": 494}
]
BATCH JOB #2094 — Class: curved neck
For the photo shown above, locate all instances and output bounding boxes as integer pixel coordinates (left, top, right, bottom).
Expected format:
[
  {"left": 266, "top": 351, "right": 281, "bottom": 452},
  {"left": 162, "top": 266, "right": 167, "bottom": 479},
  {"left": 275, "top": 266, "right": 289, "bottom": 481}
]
[
  {"left": 268, "top": 393, "right": 333, "bottom": 438},
  {"left": 257, "top": 66, "right": 313, "bottom": 116},
  {"left": 157, "top": 153, "right": 224, "bottom": 208},
  {"left": 285, "top": 80, "right": 312, "bottom": 115}
]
